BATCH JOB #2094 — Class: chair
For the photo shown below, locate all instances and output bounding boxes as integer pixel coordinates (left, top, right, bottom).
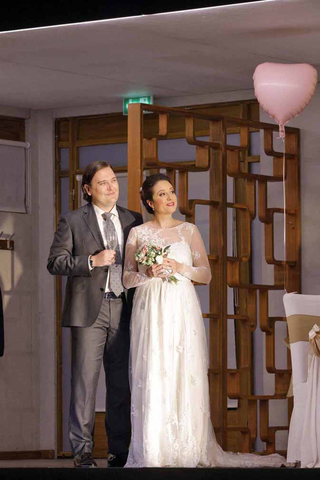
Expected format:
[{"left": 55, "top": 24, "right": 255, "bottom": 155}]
[{"left": 283, "top": 292, "right": 320, "bottom": 467}]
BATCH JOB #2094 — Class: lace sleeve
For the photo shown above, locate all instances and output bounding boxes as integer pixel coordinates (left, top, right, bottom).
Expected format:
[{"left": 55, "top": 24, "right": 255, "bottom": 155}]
[
  {"left": 123, "top": 228, "right": 149, "bottom": 289},
  {"left": 179, "top": 225, "right": 212, "bottom": 284}
]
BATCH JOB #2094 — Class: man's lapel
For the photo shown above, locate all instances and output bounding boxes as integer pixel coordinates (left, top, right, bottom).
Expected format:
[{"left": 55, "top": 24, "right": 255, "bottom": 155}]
[
  {"left": 117, "top": 206, "right": 130, "bottom": 245},
  {"left": 82, "top": 203, "right": 105, "bottom": 250}
]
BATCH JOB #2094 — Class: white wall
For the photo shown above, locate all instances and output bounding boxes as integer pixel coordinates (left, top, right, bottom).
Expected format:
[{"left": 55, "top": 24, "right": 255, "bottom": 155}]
[
  {"left": 0, "top": 106, "right": 37, "bottom": 452},
  {"left": 0, "top": 107, "right": 56, "bottom": 453},
  {"left": 0, "top": 194, "right": 41, "bottom": 451},
  {"left": 31, "top": 110, "right": 56, "bottom": 451}
]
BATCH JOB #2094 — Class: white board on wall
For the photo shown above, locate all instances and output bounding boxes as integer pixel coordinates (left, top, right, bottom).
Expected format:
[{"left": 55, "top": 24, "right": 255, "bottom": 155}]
[{"left": 0, "top": 143, "right": 30, "bottom": 213}]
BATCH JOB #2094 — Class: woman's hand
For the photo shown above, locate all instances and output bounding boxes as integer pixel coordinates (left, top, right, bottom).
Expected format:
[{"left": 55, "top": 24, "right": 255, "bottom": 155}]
[
  {"left": 162, "top": 258, "right": 183, "bottom": 276},
  {"left": 146, "top": 263, "right": 167, "bottom": 278}
]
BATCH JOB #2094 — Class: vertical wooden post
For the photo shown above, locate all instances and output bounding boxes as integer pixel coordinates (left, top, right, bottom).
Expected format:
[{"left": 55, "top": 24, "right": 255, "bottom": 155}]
[
  {"left": 127, "top": 104, "right": 144, "bottom": 212},
  {"left": 234, "top": 126, "right": 252, "bottom": 442},
  {"left": 209, "top": 119, "right": 228, "bottom": 449},
  {"left": 285, "top": 131, "right": 301, "bottom": 293}
]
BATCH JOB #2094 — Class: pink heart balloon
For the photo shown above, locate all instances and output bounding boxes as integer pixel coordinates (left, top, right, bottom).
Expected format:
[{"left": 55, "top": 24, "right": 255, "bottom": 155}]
[{"left": 253, "top": 62, "right": 318, "bottom": 137}]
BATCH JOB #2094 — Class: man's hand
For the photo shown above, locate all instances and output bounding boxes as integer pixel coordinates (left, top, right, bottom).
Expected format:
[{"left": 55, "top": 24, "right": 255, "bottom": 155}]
[{"left": 92, "top": 250, "right": 116, "bottom": 267}]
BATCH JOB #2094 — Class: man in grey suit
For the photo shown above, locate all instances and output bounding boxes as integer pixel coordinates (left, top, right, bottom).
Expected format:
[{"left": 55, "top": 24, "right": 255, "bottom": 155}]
[{"left": 47, "top": 161, "right": 142, "bottom": 468}]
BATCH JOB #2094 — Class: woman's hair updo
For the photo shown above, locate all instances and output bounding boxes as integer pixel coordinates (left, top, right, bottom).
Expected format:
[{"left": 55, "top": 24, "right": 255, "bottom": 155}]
[{"left": 140, "top": 173, "right": 171, "bottom": 214}]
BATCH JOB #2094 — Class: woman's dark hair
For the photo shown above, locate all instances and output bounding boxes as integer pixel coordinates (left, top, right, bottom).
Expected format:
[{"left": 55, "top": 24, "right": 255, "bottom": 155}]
[
  {"left": 140, "top": 173, "right": 172, "bottom": 214},
  {"left": 82, "top": 161, "right": 111, "bottom": 203}
]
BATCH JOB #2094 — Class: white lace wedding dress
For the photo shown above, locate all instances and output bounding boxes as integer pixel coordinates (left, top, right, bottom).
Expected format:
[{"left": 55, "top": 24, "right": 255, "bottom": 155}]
[{"left": 123, "top": 222, "right": 287, "bottom": 468}]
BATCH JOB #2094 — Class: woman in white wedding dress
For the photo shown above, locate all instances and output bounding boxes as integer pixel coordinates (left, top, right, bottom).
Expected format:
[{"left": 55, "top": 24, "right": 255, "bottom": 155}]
[{"left": 123, "top": 173, "right": 288, "bottom": 468}]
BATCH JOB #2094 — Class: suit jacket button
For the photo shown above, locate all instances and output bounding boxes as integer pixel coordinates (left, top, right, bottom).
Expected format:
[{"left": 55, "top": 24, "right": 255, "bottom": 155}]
[{"left": 100, "top": 287, "right": 104, "bottom": 292}]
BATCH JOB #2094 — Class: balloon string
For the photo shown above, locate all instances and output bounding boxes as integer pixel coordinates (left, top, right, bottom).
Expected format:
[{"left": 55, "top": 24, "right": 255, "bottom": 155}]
[{"left": 282, "top": 138, "right": 287, "bottom": 293}]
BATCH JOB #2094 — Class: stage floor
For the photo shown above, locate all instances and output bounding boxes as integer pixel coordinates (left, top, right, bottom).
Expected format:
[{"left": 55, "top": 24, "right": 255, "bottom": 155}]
[
  {"left": 0, "top": 458, "right": 106, "bottom": 468},
  {"left": 0, "top": 459, "right": 317, "bottom": 480}
]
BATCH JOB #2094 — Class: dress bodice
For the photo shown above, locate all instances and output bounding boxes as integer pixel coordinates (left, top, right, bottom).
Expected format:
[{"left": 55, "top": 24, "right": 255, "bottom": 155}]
[{"left": 123, "top": 222, "right": 211, "bottom": 288}]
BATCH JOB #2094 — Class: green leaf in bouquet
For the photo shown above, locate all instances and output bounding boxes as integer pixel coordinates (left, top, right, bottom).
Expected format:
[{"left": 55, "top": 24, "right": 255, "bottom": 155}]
[{"left": 169, "top": 275, "right": 179, "bottom": 284}]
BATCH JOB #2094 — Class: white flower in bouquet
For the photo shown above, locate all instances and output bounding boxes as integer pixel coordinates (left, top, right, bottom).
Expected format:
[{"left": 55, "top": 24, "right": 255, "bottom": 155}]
[{"left": 155, "top": 255, "right": 163, "bottom": 265}]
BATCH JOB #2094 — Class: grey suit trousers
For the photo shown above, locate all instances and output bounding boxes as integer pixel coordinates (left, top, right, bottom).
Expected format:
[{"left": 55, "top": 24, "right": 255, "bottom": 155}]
[{"left": 69, "top": 296, "right": 131, "bottom": 456}]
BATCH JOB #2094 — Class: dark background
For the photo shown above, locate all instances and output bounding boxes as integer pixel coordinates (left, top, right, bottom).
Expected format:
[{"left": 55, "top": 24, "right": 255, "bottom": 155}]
[{"left": 2, "top": 0, "right": 265, "bottom": 31}]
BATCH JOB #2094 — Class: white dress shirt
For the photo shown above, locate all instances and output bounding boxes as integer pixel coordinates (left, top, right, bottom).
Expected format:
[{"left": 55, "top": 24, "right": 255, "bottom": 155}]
[{"left": 90, "top": 203, "right": 124, "bottom": 293}]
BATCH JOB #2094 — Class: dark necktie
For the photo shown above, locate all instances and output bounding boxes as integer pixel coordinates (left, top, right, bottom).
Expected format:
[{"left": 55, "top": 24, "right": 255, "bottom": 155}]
[{"left": 102, "top": 212, "right": 123, "bottom": 297}]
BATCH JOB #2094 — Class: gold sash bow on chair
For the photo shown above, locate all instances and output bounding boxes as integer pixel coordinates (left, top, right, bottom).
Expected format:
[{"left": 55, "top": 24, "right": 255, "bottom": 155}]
[
  {"left": 285, "top": 315, "right": 320, "bottom": 397},
  {"left": 309, "top": 324, "right": 320, "bottom": 358}
]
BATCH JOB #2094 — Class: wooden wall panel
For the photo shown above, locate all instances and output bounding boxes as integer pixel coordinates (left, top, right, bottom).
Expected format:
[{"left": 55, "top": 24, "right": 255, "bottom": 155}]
[{"left": 57, "top": 100, "right": 259, "bottom": 148}]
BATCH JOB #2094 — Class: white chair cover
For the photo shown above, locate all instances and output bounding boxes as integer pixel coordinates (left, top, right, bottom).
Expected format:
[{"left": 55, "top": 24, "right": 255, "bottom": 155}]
[{"left": 283, "top": 292, "right": 320, "bottom": 467}]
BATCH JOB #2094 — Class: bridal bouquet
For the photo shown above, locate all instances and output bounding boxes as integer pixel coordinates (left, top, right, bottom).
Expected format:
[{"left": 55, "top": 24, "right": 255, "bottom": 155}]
[{"left": 135, "top": 244, "right": 178, "bottom": 284}]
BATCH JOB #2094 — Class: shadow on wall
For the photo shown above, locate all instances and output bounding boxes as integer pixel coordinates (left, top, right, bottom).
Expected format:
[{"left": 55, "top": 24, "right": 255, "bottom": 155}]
[{"left": 0, "top": 212, "right": 39, "bottom": 451}]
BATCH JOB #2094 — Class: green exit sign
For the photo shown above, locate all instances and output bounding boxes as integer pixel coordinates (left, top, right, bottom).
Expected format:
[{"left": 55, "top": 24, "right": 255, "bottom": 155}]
[{"left": 123, "top": 95, "right": 153, "bottom": 115}]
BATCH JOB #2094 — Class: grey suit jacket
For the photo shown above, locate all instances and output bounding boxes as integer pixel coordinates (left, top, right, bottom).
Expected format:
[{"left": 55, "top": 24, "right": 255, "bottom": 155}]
[{"left": 47, "top": 203, "right": 143, "bottom": 327}]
